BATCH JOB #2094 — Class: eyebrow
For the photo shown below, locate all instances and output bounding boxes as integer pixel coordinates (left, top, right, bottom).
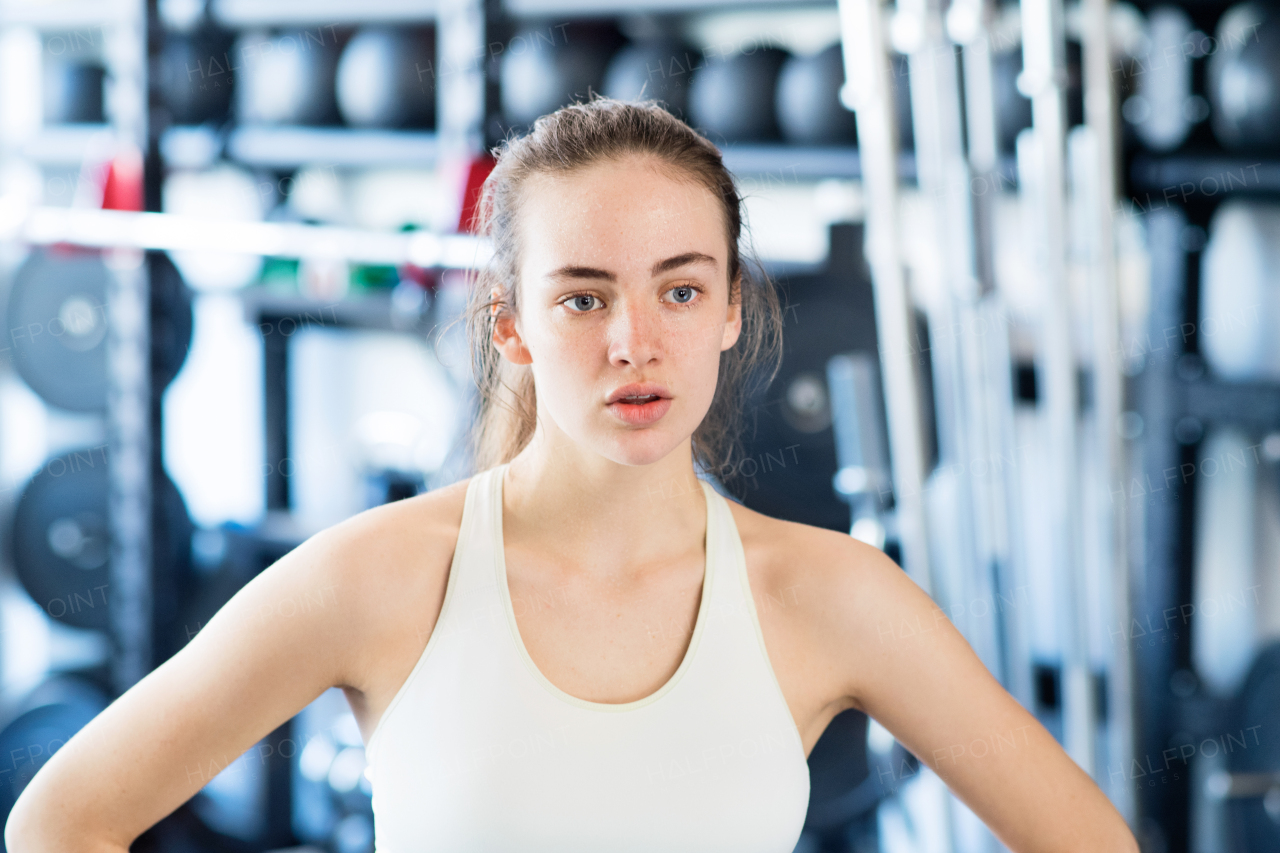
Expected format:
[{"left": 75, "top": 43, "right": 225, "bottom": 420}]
[{"left": 546, "top": 251, "right": 719, "bottom": 283}]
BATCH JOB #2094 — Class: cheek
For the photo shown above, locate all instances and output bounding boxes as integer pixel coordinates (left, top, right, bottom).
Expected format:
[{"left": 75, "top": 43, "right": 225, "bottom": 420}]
[
  {"left": 524, "top": 322, "right": 599, "bottom": 392},
  {"left": 667, "top": 313, "right": 730, "bottom": 363}
]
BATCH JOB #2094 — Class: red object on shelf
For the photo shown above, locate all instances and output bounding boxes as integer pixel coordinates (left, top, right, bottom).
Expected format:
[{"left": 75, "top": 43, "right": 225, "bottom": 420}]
[
  {"left": 455, "top": 154, "right": 494, "bottom": 234},
  {"left": 101, "top": 146, "right": 144, "bottom": 212}
]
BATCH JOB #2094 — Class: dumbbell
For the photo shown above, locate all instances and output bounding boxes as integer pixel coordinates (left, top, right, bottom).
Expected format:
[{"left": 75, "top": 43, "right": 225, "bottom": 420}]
[{"left": 1199, "top": 199, "right": 1280, "bottom": 381}]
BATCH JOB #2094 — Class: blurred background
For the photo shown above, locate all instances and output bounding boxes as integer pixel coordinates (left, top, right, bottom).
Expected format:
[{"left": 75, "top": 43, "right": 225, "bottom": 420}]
[{"left": 0, "top": 0, "right": 1274, "bottom": 850}]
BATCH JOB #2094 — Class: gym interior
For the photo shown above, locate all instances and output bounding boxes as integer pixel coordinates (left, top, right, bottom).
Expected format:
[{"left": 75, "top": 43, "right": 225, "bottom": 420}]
[{"left": 0, "top": 0, "right": 1274, "bottom": 850}]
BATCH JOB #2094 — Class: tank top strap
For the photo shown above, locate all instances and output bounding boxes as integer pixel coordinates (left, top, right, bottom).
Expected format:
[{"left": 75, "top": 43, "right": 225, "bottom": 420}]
[
  {"left": 696, "top": 480, "right": 795, "bottom": 711},
  {"left": 434, "top": 463, "right": 510, "bottom": 646},
  {"left": 700, "top": 479, "right": 750, "bottom": 616}
]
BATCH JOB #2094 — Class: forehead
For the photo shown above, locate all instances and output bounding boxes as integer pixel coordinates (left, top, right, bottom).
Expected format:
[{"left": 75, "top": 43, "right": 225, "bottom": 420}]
[{"left": 516, "top": 156, "right": 729, "bottom": 272}]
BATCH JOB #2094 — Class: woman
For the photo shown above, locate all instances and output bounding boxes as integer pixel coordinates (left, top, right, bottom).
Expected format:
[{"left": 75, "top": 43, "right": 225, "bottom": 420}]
[{"left": 6, "top": 99, "right": 1137, "bottom": 852}]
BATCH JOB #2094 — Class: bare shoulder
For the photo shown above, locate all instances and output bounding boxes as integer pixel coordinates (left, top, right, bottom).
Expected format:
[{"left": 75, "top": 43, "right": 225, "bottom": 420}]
[
  {"left": 317, "top": 475, "right": 474, "bottom": 696},
  {"left": 723, "top": 495, "right": 1138, "bottom": 851},
  {"left": 722, "top": 495, "right": 939, "bottom": 708}
]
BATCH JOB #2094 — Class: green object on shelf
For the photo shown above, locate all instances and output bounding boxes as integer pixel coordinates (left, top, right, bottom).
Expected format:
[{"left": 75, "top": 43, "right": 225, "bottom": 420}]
[
  {"left": 351, "top": 264, "right": 400, "bottom": 291},
  {"left": 259, "top": 257, "right": 300, "bottom": 291}
]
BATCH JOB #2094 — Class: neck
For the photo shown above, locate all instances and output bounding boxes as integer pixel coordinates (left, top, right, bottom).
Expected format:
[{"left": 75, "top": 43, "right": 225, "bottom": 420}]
[{"left": 500, "top": 432, "right": 709, "bottom": 578}]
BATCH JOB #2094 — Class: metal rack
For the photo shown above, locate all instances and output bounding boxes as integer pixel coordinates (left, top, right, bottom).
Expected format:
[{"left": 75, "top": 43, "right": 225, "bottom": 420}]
[{"left": 1118, "top": 5, "right": 1280, "bottom": 849}]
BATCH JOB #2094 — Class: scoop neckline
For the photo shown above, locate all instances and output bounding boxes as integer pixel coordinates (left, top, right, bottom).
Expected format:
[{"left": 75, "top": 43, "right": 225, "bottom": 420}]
[{"left": 493, "top": 462, "right": 716, "bottom": 712}]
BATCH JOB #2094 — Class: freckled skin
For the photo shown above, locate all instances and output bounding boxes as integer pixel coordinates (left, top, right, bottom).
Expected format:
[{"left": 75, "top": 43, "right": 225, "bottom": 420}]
[{"left": 491, "top": 154, "right": 741, "bottom": 469}]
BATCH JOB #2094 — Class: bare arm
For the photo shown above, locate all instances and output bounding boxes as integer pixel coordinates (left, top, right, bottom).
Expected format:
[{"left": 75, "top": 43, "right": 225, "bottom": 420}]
[
  {"left": 811, "top": 533, "right": 1138, "bottom": 853},
  {"left": 4, "top": 510, "right": 386, "bottom": 852}
]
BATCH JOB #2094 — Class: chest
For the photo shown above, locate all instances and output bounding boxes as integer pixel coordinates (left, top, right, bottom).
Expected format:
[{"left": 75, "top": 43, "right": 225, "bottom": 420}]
[{"left": 501, "top": 540, "right": 849, "bottom": 760}]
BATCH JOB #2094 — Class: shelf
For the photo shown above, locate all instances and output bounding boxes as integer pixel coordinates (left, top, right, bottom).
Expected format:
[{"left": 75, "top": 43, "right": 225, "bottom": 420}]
[
  {"left": 720, "top": 144, "right": 863, "bottom": 180},
  {"left": 240, "top": 287, "right": 432, "bottom": 335},
  {"left": 717, "top": 145, "right": 1016, "bottom": 186},
  {"left": 1129, "top": 154, "right": 1280, "bottom": 197},
  {"left": 1183, "top": 376, "right": 1280, "bottom": 432},
  {"left": 504, "top": 0, "right": 830, "bottom": 15},
  {"left": 210, "top": 0, "right": 436, "bottom": 27},
  {"left": 227, "top": 126, "right": 439, "bottom": 169}
]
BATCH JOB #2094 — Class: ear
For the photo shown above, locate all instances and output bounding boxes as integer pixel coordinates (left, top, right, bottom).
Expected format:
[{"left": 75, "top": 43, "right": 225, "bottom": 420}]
[
  {"left": 720, "top": 275, "right": 744, "bottom": 351},
  {"left": 491, "top": 285, "right": 533, "bottom": 365}
]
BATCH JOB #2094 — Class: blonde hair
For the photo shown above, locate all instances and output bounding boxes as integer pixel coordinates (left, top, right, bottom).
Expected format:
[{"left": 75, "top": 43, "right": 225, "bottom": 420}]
[{"left": 460, "top": 98, "right": 784, "bottom": 483}]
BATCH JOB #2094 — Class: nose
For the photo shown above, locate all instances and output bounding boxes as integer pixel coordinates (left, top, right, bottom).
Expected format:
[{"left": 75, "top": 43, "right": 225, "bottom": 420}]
[{"left": 607, "top": 296, "right": 661, "bottom": 367}]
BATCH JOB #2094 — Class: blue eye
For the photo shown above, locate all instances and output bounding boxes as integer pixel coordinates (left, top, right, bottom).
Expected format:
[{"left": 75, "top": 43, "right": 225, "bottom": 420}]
[
  {"left": 565, "top": 294, "right": 598, "bottom": 312},
  {"left": 667, "top": 285, "right": 701, "bottom": 305}
]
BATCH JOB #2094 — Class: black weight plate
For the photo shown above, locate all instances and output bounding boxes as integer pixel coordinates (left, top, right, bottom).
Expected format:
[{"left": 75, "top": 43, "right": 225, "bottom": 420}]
[
  {"left": 1230, "top": 641, "right": 1280, "bottom": 852},
  {"left": 150, "top": 252, "right": 194, "bottom": 392},
  {"left": 13, "top": 448, "right": 111, "bottom": 629},
  {"left": 0, "top": 677, "right": 108, "bottom": 844},
  {"left": 13, "top": 448, "right": 193, "bottom": 631},
  {"left": 7, "top": 249, "right": 111, "bottom": 412}
]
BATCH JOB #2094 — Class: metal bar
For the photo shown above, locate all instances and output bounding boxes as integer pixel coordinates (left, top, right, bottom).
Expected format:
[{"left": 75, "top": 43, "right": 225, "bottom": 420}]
[
  {"left": 1079, "top": 0, "right": 1136, "bottom": 824},
  {"left": 1019, "top": 0, "right": 1096, "bottom": 777},
  {"left": 107, "top": 248, "right": 151, "bottom": 693},
  {"left": 838, "top": 0, "right": 936, "bottom": 596},
  {"left": 1134, "top": 206, "right": 1192, "bottom": 851},
  {"left": 0, "top": 203, "right": 491, "bottom": 268}
]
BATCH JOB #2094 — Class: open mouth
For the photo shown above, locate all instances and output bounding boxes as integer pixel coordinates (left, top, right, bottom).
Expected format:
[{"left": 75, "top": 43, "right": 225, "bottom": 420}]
[{"left": 607, "top": 394, "right": 672, "bottom": 424}]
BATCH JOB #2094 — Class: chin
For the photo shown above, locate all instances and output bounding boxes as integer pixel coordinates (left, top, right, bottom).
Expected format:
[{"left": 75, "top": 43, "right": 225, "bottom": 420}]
[
  {"left": 596, "top": 438, "right": 678, "bottom": 468},
  {"left": 592, "top": 424, "right": 690, "bottom": 469}
]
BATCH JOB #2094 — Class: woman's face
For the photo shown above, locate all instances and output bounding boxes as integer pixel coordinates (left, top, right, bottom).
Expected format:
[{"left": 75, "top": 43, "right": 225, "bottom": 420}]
[{"left": 493, "top": 154, "right": 742, "bottom": 468}]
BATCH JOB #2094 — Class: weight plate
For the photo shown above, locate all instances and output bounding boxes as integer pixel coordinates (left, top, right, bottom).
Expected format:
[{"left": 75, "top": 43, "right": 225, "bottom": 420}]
[
  {"left": 7, "top": 248, "right": 111, "bottom": 412},
  {"left": 1230, "top": 641, "right": 1280, "bottom": 852},
  {"left": 151, "top": 251, "right": 194, "bottom": 392},
  {"left": 13, "top": 448, "right": 193, "bottom": 631},
  {"left": 0, "top": 675, "right": 108, "bottom": 838}
]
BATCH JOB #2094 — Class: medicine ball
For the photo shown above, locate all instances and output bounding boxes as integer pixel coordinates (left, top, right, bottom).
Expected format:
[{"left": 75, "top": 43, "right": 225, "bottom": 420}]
[
  {"left": 336, "top": 27, "right": 436, "bottom": 129},
  {"left": 500, "top": 22, "right": 620, "bottom": 129},
  {"left": 158, "top": 25, "right": 235, "bottom": 125},
  {"left": 43, "top": 61, "right": 105, "bottom": 124},
  {"left": 689, "top": 47, "right": 789, "bottom": 143},
  {"left": 776, "top": 44, "right": 857, "bottom": 145},
  {"left": 1208, "top": 4, "right": 1280, "bottom": 152},
  {"left": 233, "top": 28, "right": 342, "bottom": 125},
  {"left": 603, "top": 39, "right": 697, "bottom": 118}
]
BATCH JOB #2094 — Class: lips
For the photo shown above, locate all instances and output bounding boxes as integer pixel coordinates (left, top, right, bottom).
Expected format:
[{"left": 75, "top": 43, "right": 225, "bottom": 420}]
[
  {"left": 606, "top": 383, "right": 671, "bottom": 405},
  {"left": 605, "top": 382, "right": 673, "bottom": 426}
]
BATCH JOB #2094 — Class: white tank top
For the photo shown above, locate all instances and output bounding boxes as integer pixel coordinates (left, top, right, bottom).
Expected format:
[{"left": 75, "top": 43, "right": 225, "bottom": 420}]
[{"left": 366, "top": 462, "right": 811, "bottom": 851}]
